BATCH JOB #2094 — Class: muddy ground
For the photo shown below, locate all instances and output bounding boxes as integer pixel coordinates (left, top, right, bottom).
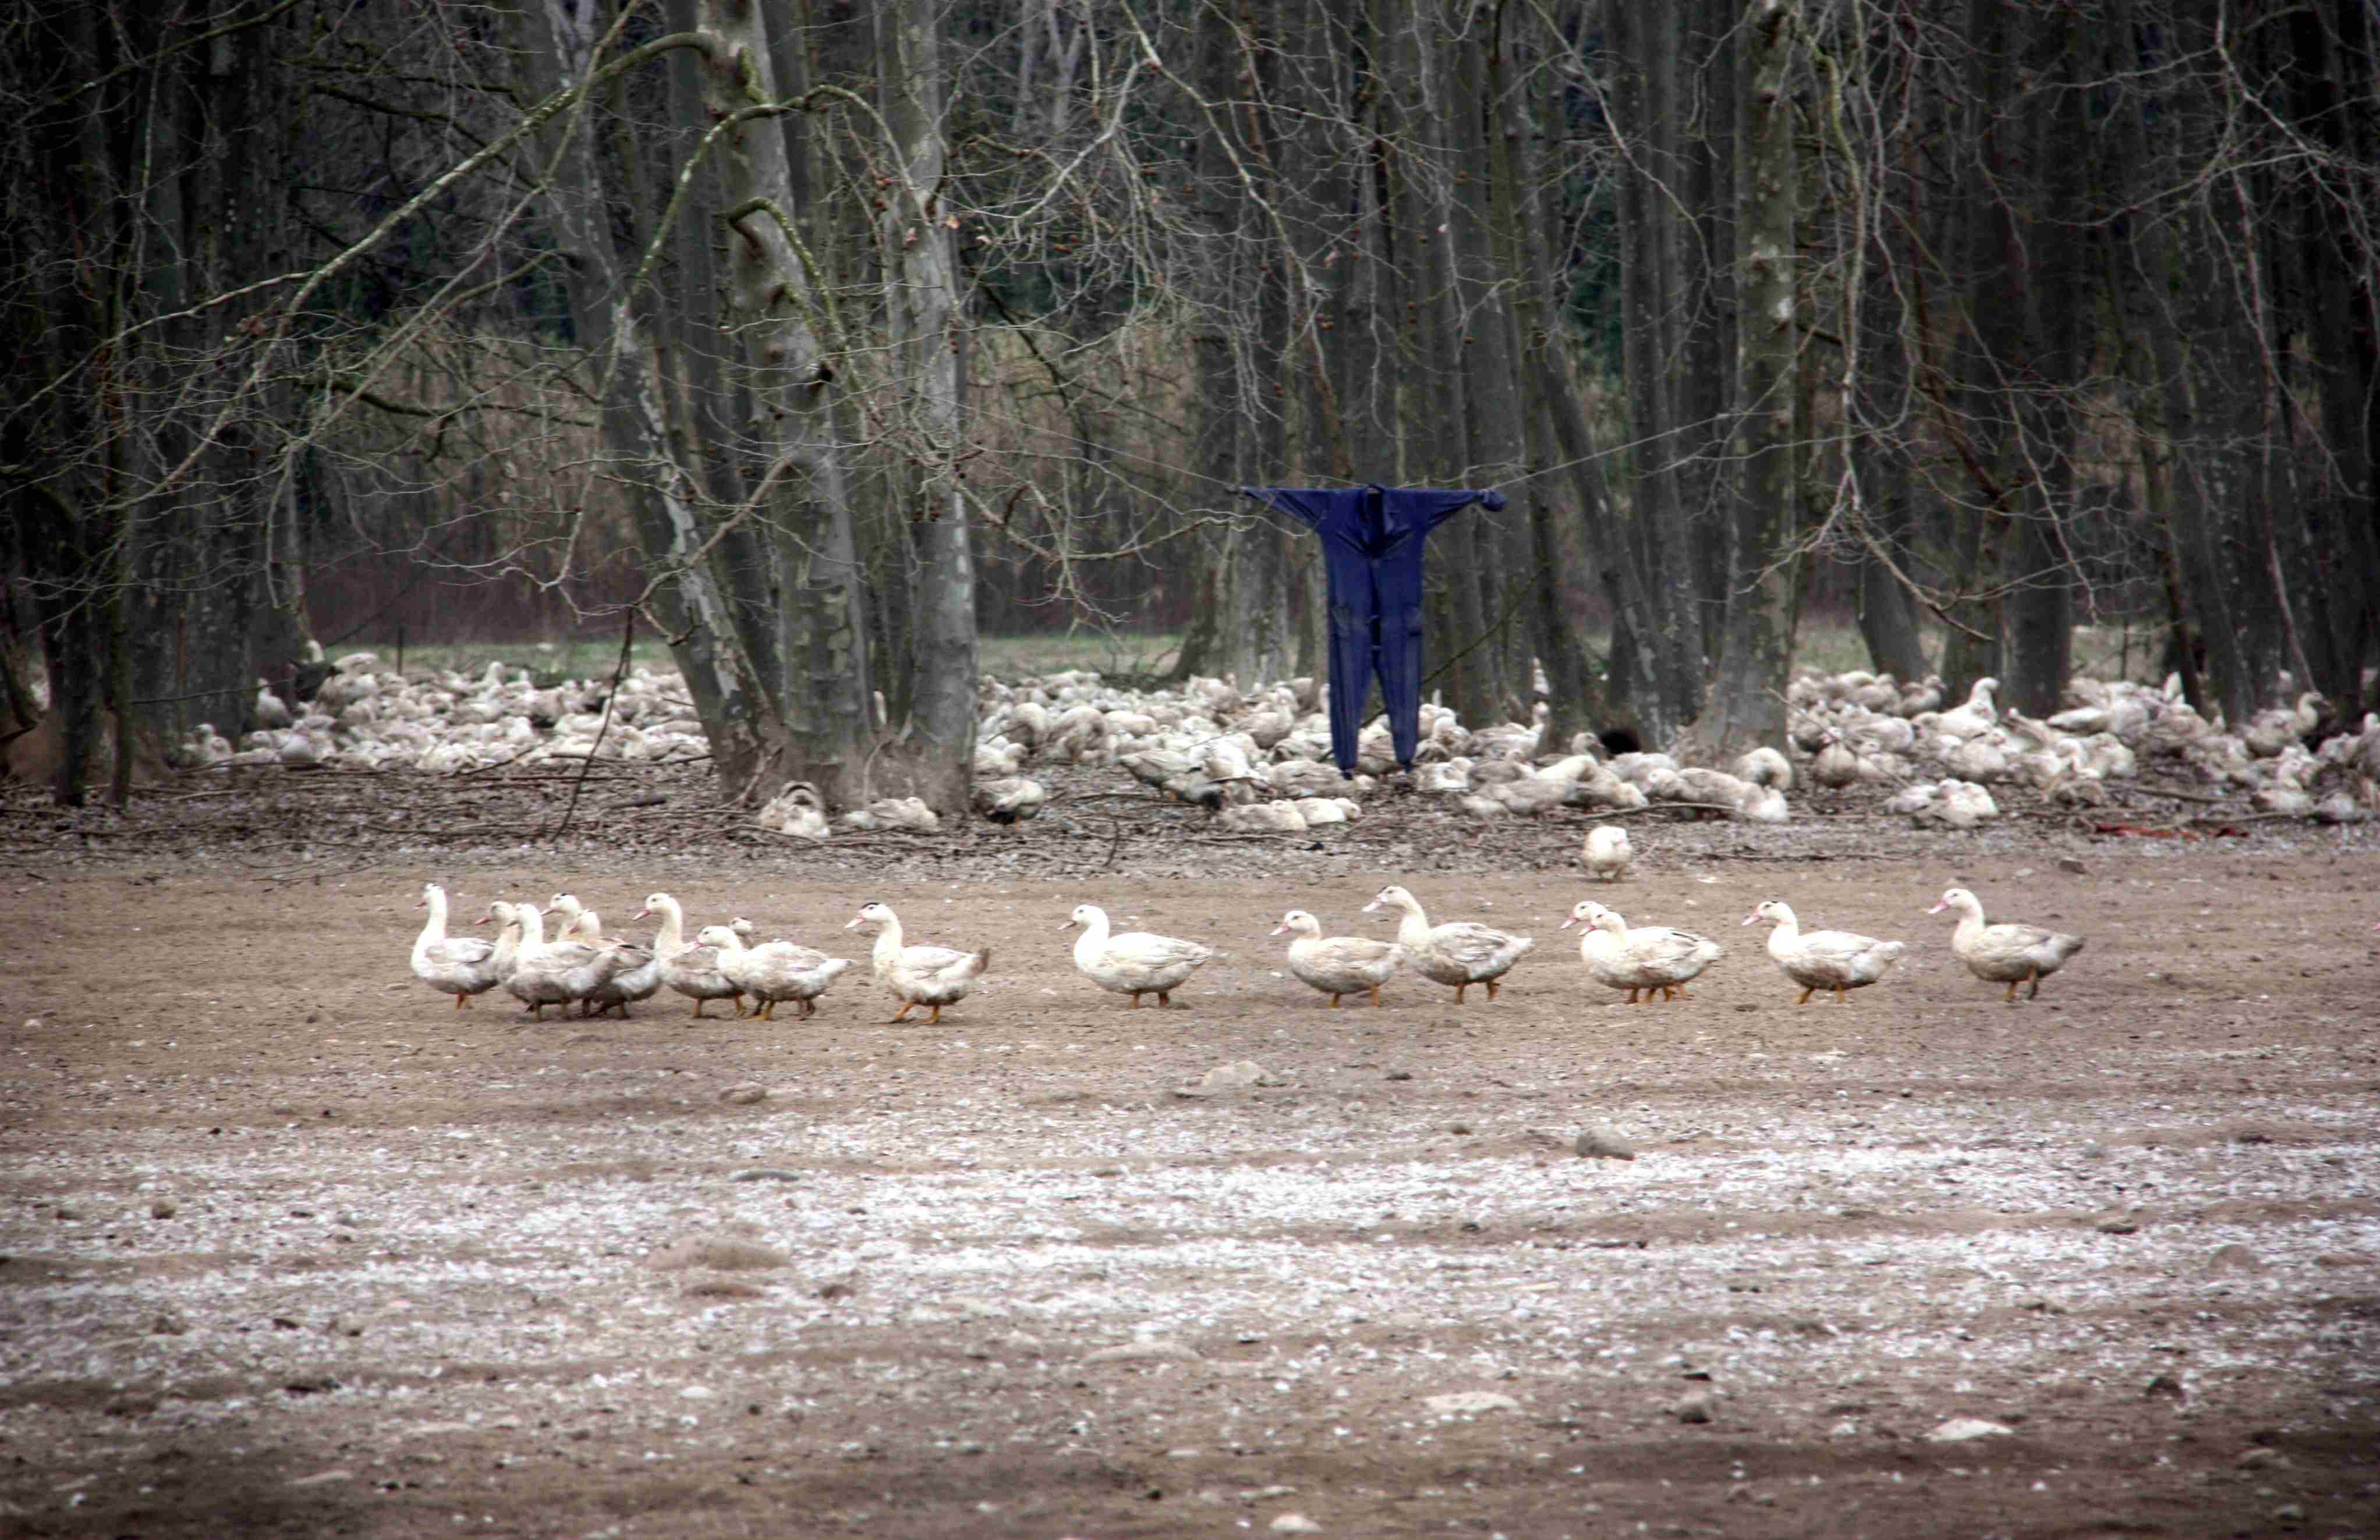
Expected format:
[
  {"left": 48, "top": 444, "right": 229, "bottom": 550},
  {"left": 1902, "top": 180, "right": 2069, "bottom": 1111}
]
[{"left": 2, "top": 767, "right": 2377, "bottom": 1539}]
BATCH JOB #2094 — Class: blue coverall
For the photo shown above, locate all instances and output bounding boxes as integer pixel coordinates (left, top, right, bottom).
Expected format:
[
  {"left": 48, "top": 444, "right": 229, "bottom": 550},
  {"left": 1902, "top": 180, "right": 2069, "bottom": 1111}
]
[{"left": 1239, "top": 484, "right": 1507, "bottom": 778}]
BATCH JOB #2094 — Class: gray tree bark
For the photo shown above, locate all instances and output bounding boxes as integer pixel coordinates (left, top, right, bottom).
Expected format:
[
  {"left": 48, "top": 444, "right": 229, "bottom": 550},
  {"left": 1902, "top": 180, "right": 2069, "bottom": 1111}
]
[
  {"left": 1603, "top": 0, "right": 1709, "bottom": 745},
  {"left": 693, "top": 0, "right": 876, "bottom": 802},
  {"left": 1697, "top": 0, "right": 1800, "bottom": 761},
  {"left": 878, "top": 0, "right": 976, "bottom": 811}
]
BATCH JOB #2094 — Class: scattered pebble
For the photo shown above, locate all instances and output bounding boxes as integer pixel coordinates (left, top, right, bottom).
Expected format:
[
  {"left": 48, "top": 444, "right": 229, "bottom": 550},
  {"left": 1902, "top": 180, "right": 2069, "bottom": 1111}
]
[
  {"left": 1269, "top": 1515, "right": 1323, "bottom": 1534},
  {"left": 1085, "top": 1339, "right": 1201, "bottom": 1365},
  {"left": 150, "top": 1200, "right": 176, "bottom": 1219},
  {"left": 1573, "top": 1126, "right": 1637, "bottom": 1161},
  {"left": 718, "top": 1083, "right": 768, "bottom": 1105},
  {"left": 2144, "top": 1373, "right": 2186, "bottom": 1400},
  {"left": 1423, "top": 1392, "right": 1519, "bottom": 1415},
  {"left": 1184, "top": 1060, "right": 1266, "bottom": 1095},
  {"left": 1926, "top": 1417, "right": 2013, "bottom": 1442},
  {"left": 647, "top": 1236, "right": 789, "bottom": 1272},
  {"left": 1670, "top": 1390, "right": 1715, "bottom": 1424},
  {"left": 683, "top": 1278, "right": 767, "bottom": 1300}
]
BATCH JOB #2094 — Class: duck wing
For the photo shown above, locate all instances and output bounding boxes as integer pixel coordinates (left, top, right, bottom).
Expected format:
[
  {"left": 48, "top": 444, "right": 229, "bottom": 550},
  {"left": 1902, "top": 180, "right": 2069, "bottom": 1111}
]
[{"left": 1430, "top": 922, "right": 1531, "bottom": 969}]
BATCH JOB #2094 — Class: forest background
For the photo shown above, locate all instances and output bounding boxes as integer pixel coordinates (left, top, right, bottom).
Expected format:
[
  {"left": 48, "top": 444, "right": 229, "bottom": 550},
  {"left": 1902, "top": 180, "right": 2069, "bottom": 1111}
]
[{"left": 3, "top": 0, "right": 2374, "bottom": 811}]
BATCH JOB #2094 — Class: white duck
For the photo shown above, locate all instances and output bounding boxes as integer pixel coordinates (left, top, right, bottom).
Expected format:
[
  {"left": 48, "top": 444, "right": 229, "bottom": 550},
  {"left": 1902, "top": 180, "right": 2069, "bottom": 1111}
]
[
  {"left": 1362, "top": 885, "right": 1533, "bottom": 1002},
  {"left": 1742, "top": 899, "right": 1904, "bottom": 1004},
  {"left": 550, "top": 892, "right": 660, "bottom": 1017},
  {"left": 410, "top": 883, "right": 502, "bottom": 1010},
  {"left": 845, "top": 901, "right": 990, "bottom": 1024},
  {"left": 1928, "top": 887, "right": 2085, "bottom": 1002},
  {"left": 490, "top": 902, "right": 626, "bottom": 1021},
  {"left": 1583, "top": 824, "right": 1634, "bottom": 881},
  {"left": 1561, "top": 901, "right": 1722, "bottom": 1003},
  {"left": 1272, "top": 910, "right": 1402, "bottom": 1007},
  {"left": 1062, "top": 903, "right": 1213, "bottom": 1008},
  {"left": 695, "top": 925, "right": 852, "bottom": 1021},
  {"left": 633, "top": 893, "right": 746, "bottom": 1019}
]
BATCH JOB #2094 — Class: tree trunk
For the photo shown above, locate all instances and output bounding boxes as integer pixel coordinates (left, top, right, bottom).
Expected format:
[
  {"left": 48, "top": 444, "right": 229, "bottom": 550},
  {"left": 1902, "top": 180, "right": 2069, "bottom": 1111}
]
[
  {"left": 1602, "top": 0, "right": 1708, "bottom": 744},
  {"left": 692, "top": 0, "right": 876, "bottom": 803},
  {"left": 878, "top": 0, "right": 976, "bottom": 811},
  {"left": 1698, "top": 0, "right": 1800, "bottom": 762},
  {"left": 1492, "top": 9, "right": 1602, "bottom": 748}
]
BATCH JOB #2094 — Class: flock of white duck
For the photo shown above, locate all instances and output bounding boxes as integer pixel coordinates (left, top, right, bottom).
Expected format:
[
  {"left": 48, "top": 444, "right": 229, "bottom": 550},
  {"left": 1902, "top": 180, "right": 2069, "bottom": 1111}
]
[
  {"left": 412, "top": 865, "right": 2087, "bottom": 1021},
  {"left": 409, "top": 885, "right": 985, "bottom": 1025},
  {"left": 187, "top": 648, "right": 2380, "bottom": 835}
]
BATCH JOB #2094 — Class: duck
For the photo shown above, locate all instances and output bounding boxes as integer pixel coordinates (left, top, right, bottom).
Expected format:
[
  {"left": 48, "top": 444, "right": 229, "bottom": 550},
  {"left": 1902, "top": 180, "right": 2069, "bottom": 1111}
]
[
  {"left": 1583, "top": 825, "right": 1634, "bottom": 881},
  {"left": 756, "top": 781, "right": 830, "bottom": 840},
  {"left": 1271, "top": 910, "right": 1402, "bottom": 1007},
  {"left": 845, "top": 901, "right": 990, "bottom": 1024},
  {"left": 1361, "top": 885, "right": 1533, "bottom": 1002},
  {"left": 634, "top": 893, "right": 746, "bottom": 1019},
  {"left": 972, "top": 776, "right": 1047, "bottom": 825},
  {"left": 1928, "top": 886, "right": 2085, "bottom": 1002},
  {"left": 1742, "top": 899, "right": 1904, "bottom": 1003},
  {"left": 550, "top": 893, "right": 661, "bottom": 1018},
  {"left": 490, "top": 902, "right": 626, "bottom": 1021},
  {"left": 695, "top": 925, "right": 852, "bottom": 1020},
  {"left": 1217, "top": 801, "right": 1311, "bottom": 833},
  {"left": 410, "top": 883, "right": 502, "bottom": 1010},
  {"left": 1560, "top": 900, "right": 1722, "bottom": 1003},
  {"left": 1062, "top": 903, "right": 1213, "bottom": 1007}
]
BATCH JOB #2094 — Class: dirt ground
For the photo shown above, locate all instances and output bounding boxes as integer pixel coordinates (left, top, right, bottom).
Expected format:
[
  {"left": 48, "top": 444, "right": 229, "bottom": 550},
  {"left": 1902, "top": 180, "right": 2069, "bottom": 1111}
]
[{"left": 2, "top": 772, "right": 2378, "bottom": 1539}]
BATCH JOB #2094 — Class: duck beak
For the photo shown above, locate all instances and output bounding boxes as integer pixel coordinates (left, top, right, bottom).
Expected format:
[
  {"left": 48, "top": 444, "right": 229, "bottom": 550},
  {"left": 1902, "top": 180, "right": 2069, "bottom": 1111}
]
[
  {"left": 1558, "top": 916, "right": 1577, "bottom": 930},
  {"left": 1361, "top": 897, "right": 1383, "bottom": 913},
  {"left": 844, "top": 916, "right": 864, "bottom": 930},
  {"left": 1269, "top": 922, "right": 1288, "bottom": 936},
  {"left": 632, "top": 907, "right": 651, "bottom": 921},
  {"left": 1058, "top": 917, "right": 1078, "bottom": 931},
  {"left": 1741, "top": 913, "right": 1759, "bottom": 927},
  {"left": 1926, "top": 900, "right": 1949, "bottom": 914}
]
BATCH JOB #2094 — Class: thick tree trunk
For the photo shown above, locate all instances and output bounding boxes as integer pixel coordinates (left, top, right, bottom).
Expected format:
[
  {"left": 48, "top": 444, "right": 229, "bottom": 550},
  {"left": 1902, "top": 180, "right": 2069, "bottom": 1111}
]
[
  {"left": 1698, "top": 0, "right": 1800, "bottom": 762},
  {"left": 878, "top": 0, "right": 976, "bottom": 812},
  {"left": 1603, "top": 0, "right": 1708, "bottom": 744},
  {"left": 517, "top": 0, "right": 790, "bottom": 797},
  {"left": 692, "top": 0, "right": 876, "bottom": 803},
  {"left": 1493, "top": 12, "right": 1602, "bottom": 748}
]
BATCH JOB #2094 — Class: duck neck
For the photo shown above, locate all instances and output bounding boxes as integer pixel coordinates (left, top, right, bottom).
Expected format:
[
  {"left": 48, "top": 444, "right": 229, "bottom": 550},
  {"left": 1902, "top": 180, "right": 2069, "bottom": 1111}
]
[
  {"left": 518, "top": 906, "right": 547, "bottom": 960},
  {"left": 1074, "top": 910, "right": 1110, "bottom": 964},
  {"left": 417, "top": 890, "right": 449, "bottom": 952},
  {"left": 1392, "top": 900, "right": 1431, "bottom": 949},
  {"left": 491, "top": 918, "right": 522, "bottom": 974},
  {"left": 872, "top": 915, "right": 906, "bottom": 966},
  {"left": 651, "top": 901, "right": 685, "bottom": 957}
]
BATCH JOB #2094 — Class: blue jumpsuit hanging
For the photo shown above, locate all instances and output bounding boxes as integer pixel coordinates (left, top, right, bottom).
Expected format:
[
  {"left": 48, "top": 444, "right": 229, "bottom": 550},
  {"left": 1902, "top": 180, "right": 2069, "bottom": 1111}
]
[{"left": 1240, "top": 484, "right": 1506, "bottom": 778}]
